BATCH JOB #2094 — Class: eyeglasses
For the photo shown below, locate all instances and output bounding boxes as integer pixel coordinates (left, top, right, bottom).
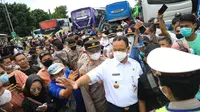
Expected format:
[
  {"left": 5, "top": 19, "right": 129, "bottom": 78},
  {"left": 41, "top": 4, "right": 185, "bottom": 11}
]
[{"left": 30, "top": 87, "right": 42, "bottom": 93}]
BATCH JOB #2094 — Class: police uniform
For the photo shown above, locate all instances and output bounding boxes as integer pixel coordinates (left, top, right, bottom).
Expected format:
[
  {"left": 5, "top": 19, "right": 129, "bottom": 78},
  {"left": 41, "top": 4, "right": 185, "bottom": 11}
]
[
  {"left": 52, "top": 50, "right": 70, "bottom": 68},
  {"left": 147, "top": 48, "right": 200, "bottom": 112},
  {"left": 87, "top": 44, "right": 143, "bottom": 111},
  {"left": 77, "top": 39, "right": 108, "bottom": 112},
  {"left": 64, "top": 38, "right": 84, "bottom": 70}
]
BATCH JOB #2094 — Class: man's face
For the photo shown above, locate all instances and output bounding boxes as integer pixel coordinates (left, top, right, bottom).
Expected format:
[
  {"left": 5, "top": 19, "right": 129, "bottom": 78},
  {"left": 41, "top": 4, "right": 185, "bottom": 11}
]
[
  {"left": 51, "top": 70, "right": 64, "bottom": 80},
  {"left": 175, "top": 26, "right": 181, "bottom": 34},
  {"left": 144, "top": 27, "right": 151, "bottom": 35},
  {"left": 36, "top": 49, "right": 43, "bottom": 55},
  {"left": 159, "top": 40, "right": 171, "bottom": 48},
  {"left": 113, "top": 40, "right": 129, "bottom": 52},
  {"left": 15, "top": 54, "right": 29, "bottom": 68},
  {"left": 3, "top": 58, "right": 11, "bottom": 67},
  {"left": 180, "top": 21, "right": 197, "bottom": 33},
  {"left": 41, "top": 55, "right": 52, "bottom": 63}
]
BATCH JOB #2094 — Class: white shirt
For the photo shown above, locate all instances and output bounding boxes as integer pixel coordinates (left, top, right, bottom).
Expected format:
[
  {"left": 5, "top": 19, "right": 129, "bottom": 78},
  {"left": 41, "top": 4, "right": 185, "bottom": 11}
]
[{"left": 88, "top": 58, "right": 143, "bottom": 107}]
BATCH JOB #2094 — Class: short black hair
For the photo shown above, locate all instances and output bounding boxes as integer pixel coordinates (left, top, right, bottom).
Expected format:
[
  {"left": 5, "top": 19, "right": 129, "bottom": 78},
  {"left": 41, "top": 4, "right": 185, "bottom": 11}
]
[
  {"left": 180, "top": 14, "right": 197, "bottom": 24},
  {"left": 113, "top": 36, "right": 129, "bottom": 47},
  {"left": 14, "top": 53, "right": 25, "bottom": 61},
  {"left": 158, "top": 37, "right": 172, "bottom": 45},
  {"left": 143, "top": 22, "right": 152, "bottom": 28},
  {"left": 172, "top": 17, "right": 180, "bottom": 25},
  {"left": 159, "top": 70, "right": 200, "bottom": 101}
]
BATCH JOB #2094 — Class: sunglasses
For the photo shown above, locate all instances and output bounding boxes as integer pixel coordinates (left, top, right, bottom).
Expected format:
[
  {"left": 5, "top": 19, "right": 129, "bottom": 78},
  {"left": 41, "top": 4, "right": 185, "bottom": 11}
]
[{"left": 30, "top": 87, "right": 42, "bottom": 93}]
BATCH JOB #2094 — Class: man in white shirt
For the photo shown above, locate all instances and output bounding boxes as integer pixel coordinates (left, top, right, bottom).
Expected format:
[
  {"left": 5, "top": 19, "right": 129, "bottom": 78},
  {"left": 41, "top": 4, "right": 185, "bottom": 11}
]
[{"left": 56, "top": 36, "right": 143, "bottom": 112}]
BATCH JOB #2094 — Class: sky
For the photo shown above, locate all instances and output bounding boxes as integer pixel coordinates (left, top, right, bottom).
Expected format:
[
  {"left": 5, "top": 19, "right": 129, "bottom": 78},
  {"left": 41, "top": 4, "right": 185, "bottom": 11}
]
[{"left": 5, "top": 0, "right": 138, "bottom": 15}]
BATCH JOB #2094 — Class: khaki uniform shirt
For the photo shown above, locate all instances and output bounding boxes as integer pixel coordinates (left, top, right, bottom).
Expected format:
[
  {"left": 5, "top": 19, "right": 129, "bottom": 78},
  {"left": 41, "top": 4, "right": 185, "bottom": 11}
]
[
  {"left": 77, "top": 55, "right": 108, "bottom": 112},
  {"left": 64, "top": 46, "right": 83, "bottom": 70}
]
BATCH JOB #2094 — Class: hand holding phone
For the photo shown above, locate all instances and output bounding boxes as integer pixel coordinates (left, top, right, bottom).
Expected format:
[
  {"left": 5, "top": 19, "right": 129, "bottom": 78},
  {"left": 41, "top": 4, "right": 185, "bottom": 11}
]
[
  {"left": 158, "top": 4, "right": 168, "bottom": 15},
  {"left": 9, "top": 75, "right": 16, "bottom": 85},
  {"left": 36, "top": 103, "right": 47, "bottom": 112},
  {"left": 139, "top": 25, "right": 146, "bottom": 34}
]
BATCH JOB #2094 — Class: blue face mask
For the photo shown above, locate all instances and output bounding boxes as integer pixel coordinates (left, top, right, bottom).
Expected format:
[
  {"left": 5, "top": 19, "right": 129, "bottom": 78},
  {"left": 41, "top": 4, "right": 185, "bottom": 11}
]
[
  {"left": 0, "top": 72, "right": 9, "bottom": 84},
  {"left": 140, "top": 51, "right": 145, "bottom": 57},
  {"left": 180, "top": 27, "right": 193, "bottom": 38}
]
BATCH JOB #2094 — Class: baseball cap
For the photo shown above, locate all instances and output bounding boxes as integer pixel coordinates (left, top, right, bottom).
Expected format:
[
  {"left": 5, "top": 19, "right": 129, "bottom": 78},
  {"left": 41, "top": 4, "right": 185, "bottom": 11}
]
[
  {"left": 147, "top": 48, "right": 200, "bottom": 73},
  {"left": 47, "top": 63, "right": 65, "bottom": 75}
]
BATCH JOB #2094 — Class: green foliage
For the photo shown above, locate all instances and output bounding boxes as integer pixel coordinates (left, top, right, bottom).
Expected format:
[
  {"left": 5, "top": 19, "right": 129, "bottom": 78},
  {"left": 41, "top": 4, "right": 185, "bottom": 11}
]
[
  {"left": 0, "top": 2, "right": 35, "bottom": 37},
  {"left": 30, "top": 9, "right": 50, "bottom": 29},
  {"left": 52, "top": 5, "right": 68, "bottom": 19},
  {"left": 0, "top": 2, "right": 68, "bottom": 37}
]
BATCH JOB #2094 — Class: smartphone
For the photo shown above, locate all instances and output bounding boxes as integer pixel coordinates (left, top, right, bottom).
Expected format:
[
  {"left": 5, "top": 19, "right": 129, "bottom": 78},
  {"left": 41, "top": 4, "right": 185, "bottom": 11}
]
[
  {"left": 9, "top": 75, "right": 16, "bottom": 85},
  {"left": 158, "top": 4, "right": 168, "bottom": 15},
  {"left": 139, "top": 25, "right": 146, "bottom": 34}
]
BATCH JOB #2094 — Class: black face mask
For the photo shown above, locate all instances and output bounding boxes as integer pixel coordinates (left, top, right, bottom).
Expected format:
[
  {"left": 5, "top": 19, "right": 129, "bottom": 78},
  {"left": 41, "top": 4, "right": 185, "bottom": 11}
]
[
  {"left": 57, "top": 45, "right": 64, "bottom": 50},
  {"left": 70, "top": 46, "right": 76, "bottom": 50},
  {"left": 176, "top": 34, "right": 184, "bottom": 39},
  {"left": 43, "top": 60, "right": 53, "bottom": 68}
]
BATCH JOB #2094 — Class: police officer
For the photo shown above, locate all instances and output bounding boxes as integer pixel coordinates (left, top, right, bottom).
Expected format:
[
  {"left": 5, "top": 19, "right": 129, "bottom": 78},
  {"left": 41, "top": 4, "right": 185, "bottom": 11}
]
[
  {"left": 52, "top": 39, "right": 71, "bottom": 69},
  {"left": 57, "top": 36, "right": 143, "bottom": 112},
  {"left": 147, "top": 48, "right": 200, "bottom": 112},
  {"left": 64, "top": 37, "right": 83, "bottom": 70},
  {"left": 76, "top": 39, "right": 107, "bottom": 112}
]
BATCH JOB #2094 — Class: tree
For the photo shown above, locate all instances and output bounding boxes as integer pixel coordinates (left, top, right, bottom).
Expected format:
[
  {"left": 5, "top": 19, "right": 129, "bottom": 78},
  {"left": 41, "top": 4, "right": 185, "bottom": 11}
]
[
  {"left": 0, "top": 2, "right": 36, "bottom": 37},
  {"left": 52, "top": 5, "right": 68, "bottom": 19},
  {"left": 30, "top": 9, "right": 50, "bottom": 29}
]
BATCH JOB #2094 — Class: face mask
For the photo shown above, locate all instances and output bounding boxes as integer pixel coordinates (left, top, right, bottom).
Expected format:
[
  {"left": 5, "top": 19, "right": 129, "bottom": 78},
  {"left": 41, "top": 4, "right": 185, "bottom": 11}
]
[
  {"left": 89, "top": 52, "right": 101, "bottom": 60},
  {"left": 114, "top": 51, "right": 127, "bottom": 62},
  {"left": 0, "top": 73, "right": 9, "bottom": 84},
  {"left": 140, "top": 51, "right": 145, "bottom": 57},
  {"left": 57, "top": 45, "right": 64, "bottom": 50},
  {"left": 5, "top": 65, "right": 12, "bottom": 69},
  {"left": 0, "top": 89, "right": 12, "bottom": 106},
  {"left": 56, "top": 74, "right": 66, "bottom": 80},
  {"left": 70, "top": 46, "right": 76, "bottom": 50},
  {"left": 176, "top": 34, "right": 184, "bottom": 39},
  {"left": 43, "top": 60, "right": 53, "bottom": 68},
  {"left": 180, "top": 27, "right": 193, "bottom": 38}
]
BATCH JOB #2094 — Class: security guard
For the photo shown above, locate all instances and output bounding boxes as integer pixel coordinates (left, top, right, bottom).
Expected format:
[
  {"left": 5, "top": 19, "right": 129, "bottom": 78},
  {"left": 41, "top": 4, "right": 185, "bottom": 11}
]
[
  {"left": 77, "top": 39, "right": 108, "bottom": 112},
  {"left": 64, "top": 37, "right": 83, "bottom": 70},
  {"left": 147, "top": 48, "right": 200, "bottom": 112},
  {"left": 57, "top": 36, "right": 143, "bottom": 112}
]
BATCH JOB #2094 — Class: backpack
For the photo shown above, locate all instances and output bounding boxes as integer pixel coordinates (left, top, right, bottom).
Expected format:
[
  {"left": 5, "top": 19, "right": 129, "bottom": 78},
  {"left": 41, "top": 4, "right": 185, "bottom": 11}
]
[{"left": 139, "top": 71, "right": 169, "bottom": 111}]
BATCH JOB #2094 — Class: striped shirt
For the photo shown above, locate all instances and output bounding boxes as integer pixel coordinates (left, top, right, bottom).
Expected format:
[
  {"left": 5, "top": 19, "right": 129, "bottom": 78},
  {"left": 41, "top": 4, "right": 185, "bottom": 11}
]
[{"left": 8, "top": 70, "right": 28, "bottom": 107}]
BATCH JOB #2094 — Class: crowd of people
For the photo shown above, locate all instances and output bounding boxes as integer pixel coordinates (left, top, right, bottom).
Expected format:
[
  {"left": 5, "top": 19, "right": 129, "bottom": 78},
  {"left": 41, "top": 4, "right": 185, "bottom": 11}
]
[{"left": 0, "top": 9, "right": 200, "bottom": 112}]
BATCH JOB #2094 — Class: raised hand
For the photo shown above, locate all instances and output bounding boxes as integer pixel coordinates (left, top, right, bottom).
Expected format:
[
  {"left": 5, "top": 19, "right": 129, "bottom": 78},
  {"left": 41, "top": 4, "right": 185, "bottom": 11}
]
[{"left": 56, "top": 77, "right": 78, "bottom": 90}]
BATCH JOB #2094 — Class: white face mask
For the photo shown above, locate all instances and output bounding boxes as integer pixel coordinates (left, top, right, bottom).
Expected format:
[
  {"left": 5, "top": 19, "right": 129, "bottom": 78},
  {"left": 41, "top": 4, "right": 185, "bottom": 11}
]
[
  {"left": 0, "top": 89, "right": 12, "bottom": 106},
  {"left": 89, "top": 52, "right": 101, "bottom": 60},
  {"left": 114, "top": 51, "right": 127, "bottom": 62}
]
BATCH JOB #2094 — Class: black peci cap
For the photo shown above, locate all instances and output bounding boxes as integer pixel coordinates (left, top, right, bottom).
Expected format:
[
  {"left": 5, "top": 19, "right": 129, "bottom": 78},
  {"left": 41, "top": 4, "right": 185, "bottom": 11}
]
[{"left": 84, "top": 39, "right": 101, "bottom": 52}]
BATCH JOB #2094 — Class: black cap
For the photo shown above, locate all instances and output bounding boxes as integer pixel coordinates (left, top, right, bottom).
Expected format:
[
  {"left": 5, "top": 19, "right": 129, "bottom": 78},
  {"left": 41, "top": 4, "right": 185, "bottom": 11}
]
[
  {"left": 39, "top": 51, "right": 50, "bottom": 60},
  {"left": 66, "top": 37, "right": 76, "bottom": 45},
  {"left": 144, "top": 43, "right": 160, "bottom": 57},
  {"left": 84, "top": 39, "right": 101, "bottom": 52},
  {"left": 83, "top": 36, "right": 96, "bottom": 43}
]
